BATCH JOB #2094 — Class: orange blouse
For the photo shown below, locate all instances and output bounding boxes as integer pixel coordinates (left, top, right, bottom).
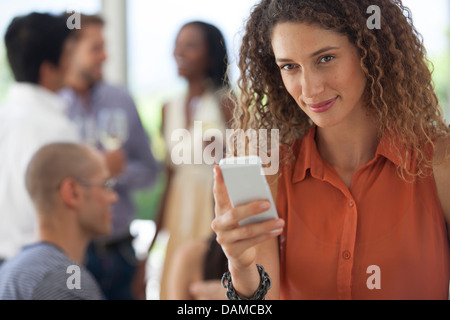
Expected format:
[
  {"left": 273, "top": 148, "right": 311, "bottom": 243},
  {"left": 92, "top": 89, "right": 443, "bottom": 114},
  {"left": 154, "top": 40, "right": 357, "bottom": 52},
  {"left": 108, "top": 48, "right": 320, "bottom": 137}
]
[{"left": 276, "top": 127, "right": 450, "bottom": 300}]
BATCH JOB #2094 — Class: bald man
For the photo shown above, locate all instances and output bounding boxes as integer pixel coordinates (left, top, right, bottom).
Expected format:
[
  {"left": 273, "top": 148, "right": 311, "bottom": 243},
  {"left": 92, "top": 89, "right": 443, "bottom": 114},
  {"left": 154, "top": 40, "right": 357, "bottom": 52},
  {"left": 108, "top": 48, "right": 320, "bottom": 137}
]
[{"left": 0, "top": 143, "right": 117, "bottom": 300}]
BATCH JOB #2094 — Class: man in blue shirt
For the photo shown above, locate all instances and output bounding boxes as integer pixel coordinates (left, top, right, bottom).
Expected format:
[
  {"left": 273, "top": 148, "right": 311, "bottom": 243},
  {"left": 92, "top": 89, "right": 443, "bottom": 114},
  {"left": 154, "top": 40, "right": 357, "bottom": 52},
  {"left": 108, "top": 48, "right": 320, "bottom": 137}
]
[{"left": 60, "top": 14, "right": 159, "bottom": 300}]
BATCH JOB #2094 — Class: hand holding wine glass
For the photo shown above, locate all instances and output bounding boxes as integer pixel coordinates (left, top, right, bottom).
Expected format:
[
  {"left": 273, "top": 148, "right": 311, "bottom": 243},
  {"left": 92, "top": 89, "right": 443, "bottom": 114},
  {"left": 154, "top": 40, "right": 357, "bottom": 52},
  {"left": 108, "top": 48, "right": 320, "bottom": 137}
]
[
  {"left": 97, "top": 107, "right": 129, "bottom": 177},
  {"left": 97, "top": 107, "right": 129, "bottom": 151}
]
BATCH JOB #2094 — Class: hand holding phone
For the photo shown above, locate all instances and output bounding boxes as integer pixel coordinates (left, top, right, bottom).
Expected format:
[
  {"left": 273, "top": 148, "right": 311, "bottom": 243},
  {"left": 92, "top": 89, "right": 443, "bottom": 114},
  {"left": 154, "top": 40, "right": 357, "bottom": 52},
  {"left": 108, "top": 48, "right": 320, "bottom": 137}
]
[
  {"left": 219, "top": 156, "right": 279, "bottom": 226},
  {"left": 212, "top": 158, "right": 284, "bottom": 294}
]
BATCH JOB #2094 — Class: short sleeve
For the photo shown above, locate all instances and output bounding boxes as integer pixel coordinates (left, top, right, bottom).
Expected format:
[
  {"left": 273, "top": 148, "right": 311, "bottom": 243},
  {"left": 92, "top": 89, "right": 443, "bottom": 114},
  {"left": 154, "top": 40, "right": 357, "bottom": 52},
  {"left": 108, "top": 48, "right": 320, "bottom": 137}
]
[{"left": 32, "top": 269, "right": 103, "bottom": 300}]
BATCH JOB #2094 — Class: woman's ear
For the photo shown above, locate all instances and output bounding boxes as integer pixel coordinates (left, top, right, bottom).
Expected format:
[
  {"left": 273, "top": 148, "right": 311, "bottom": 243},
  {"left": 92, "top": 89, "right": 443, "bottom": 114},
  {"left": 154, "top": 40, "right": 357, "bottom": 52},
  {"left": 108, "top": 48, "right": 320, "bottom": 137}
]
[{"left": 59, "top": 178, "right": 81, "bottom": 208}]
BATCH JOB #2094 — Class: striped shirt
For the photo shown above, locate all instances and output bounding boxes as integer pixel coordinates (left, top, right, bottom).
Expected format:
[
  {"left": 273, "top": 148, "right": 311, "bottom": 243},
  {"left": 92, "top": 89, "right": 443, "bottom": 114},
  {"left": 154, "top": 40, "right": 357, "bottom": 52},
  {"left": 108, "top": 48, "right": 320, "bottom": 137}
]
[{"left": 0, "top": 242, "right": 104, "bottom": 300}]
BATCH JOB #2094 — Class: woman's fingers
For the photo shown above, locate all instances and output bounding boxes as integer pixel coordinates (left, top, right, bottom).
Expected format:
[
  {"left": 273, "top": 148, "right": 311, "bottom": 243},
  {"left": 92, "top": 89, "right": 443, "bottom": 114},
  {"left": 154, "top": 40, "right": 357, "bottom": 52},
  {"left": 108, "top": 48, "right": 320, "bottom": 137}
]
[
  {"left": 213, "top": 165, "right": 232, "bottom": 215},
  {"left": 215, "top": 217, "right": 284, "bottom": 245},
  {"left": 212, "top": 200, "right": 280, "bottom": 231},
  {"left": 222, "top": 228, "right": 283, "bottom": 258}
]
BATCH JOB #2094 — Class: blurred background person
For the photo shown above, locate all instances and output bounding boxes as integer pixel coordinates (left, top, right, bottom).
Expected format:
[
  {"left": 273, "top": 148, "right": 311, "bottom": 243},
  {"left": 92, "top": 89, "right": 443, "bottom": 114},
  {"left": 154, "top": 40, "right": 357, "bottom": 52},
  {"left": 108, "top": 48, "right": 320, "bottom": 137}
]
[
  {"left": 59, "top": 14, "right": 159, "bottom": 300},
  {"left": 167, "top": 234, "right": 228, "bottom": 300},
  {"left": 0, "top": 12, "right": 80, "bottom": 267},
  {"left": 154, "top": 20, "right": 233, "bottom": 300},
  {"left": 0, "top": 143, "right": 117, "bottom": 300}
]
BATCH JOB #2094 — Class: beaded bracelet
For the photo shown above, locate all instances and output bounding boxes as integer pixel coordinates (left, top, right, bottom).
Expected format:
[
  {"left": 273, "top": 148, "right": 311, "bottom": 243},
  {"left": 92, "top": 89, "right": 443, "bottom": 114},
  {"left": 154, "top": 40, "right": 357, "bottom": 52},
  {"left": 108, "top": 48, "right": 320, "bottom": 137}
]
[{"left": 221, "top": 264, "right": 272, "bottom": 300}]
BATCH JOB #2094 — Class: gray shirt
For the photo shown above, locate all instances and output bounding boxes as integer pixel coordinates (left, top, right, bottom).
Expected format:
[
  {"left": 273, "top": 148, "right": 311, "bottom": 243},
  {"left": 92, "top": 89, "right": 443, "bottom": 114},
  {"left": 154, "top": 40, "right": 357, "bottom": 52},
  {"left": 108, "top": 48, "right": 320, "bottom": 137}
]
[{"left": 0, "top": 242, "right": 104, "bottom": 300}]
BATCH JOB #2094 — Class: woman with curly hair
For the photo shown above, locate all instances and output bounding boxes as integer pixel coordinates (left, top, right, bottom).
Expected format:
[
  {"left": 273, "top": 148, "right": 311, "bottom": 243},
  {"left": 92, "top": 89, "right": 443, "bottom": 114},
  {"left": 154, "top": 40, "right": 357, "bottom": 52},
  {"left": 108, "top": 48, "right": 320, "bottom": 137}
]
[{"left": 212, "top": 0, "right": 450, "bottom": 300}]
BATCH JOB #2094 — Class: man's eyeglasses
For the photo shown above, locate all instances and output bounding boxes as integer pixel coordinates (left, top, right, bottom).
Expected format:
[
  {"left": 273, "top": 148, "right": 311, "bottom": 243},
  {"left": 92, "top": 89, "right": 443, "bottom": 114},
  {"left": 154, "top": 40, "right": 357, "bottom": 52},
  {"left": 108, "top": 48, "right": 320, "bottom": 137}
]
[{"left": 76, "top": 178, "right": 117, "bottom": 191}]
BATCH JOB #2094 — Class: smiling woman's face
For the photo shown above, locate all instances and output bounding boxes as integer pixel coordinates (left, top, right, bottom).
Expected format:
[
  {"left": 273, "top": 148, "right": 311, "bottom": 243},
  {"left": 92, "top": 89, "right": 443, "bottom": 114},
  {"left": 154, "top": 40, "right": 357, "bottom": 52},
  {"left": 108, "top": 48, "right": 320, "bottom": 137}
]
[{"left": 271, "top": 22, "right": 368, "bottom": 129}]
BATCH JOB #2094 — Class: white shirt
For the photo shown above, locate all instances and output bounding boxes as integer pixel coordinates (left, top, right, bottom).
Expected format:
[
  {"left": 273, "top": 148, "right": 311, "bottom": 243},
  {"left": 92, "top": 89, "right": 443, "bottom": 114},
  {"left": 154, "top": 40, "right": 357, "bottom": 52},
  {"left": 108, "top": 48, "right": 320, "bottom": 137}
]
[{"left": 0, "top": 83, "right": 80, "bottom": 259}]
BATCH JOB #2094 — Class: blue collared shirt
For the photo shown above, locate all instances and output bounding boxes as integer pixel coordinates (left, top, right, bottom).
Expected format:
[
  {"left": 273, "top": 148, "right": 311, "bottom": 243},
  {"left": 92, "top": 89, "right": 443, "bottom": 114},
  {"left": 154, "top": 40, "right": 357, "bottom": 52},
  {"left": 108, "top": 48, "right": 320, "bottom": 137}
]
[{"left": 59, "top": 82, "right": 159, "bottom": 238}]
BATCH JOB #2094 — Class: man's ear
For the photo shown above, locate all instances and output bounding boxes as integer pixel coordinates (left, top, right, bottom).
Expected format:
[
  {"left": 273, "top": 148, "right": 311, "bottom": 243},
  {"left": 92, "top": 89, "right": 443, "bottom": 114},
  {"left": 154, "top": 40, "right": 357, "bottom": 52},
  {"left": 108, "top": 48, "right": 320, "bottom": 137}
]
[
  {"left": 59, "top": 178, "right": 81, "bottom": 208},
  {"left": 39, "top": 60, "right": 56, "bottom": 78}
]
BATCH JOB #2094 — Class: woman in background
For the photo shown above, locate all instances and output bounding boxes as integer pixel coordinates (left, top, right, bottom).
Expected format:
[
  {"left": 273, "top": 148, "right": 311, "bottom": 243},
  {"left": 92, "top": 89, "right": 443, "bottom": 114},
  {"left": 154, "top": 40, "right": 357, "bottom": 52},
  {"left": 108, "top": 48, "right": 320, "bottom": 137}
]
[{"left": 156, "top": 21, "right": 232, "bottom": 300}]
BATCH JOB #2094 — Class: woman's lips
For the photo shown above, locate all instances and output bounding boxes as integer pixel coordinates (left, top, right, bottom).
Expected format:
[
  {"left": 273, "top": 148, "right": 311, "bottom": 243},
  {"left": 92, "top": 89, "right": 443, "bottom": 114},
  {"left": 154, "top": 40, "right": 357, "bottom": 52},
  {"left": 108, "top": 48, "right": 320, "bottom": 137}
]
[{"left": 307, "top": 97, "right": 338, "bottom": 113}]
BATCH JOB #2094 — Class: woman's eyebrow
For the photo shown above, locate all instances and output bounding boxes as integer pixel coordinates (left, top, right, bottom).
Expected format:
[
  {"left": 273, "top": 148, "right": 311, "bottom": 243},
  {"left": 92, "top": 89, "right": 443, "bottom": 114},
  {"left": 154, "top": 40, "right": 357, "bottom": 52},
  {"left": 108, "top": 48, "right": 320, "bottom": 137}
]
[
  {"left": 276, "top": 46, "right": 341, "bottom": 63},
  {"left": 310, "top": 46, "right": 340, "bottom": 58},
  {"left": 275, "top": 58, "right": 294, "bottom": 64}
]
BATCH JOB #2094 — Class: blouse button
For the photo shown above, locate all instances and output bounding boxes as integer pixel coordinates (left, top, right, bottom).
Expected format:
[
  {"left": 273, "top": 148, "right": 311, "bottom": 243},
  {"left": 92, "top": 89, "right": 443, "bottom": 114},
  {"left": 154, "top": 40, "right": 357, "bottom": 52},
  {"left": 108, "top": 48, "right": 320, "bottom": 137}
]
[
  {"left": 348, "top": 200, "right": 355, "bottom": 208},
  {"left": 343, "top": 250, "right": 352, "bottom": 260}
]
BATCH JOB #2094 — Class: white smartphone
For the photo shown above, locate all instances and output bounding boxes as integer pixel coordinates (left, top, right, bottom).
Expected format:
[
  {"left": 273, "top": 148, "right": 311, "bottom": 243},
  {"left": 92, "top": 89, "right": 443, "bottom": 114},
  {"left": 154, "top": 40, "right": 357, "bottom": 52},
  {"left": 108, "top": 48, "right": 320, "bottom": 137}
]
[{"left": 219, "top": 155, "right": 279, "bottom": 227}]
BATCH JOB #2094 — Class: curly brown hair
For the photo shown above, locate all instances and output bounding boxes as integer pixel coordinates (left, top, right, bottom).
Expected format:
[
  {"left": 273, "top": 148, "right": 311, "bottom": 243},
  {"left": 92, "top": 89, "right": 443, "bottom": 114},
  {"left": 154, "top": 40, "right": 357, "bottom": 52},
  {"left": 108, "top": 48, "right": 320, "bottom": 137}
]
[{"left": 233, "top": 0, "right": 449, "bottom": 179}]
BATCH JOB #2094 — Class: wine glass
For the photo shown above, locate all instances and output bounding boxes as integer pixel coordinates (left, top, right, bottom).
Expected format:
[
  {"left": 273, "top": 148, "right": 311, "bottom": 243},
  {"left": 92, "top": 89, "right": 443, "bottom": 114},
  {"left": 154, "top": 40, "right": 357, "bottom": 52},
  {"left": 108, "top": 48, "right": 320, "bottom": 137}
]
[
  {"left": 72, "top": 113, "right": 98, "bottom": 148},
  {"left": 97, "top": 107, "right": 129, "bottom": 151}
]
